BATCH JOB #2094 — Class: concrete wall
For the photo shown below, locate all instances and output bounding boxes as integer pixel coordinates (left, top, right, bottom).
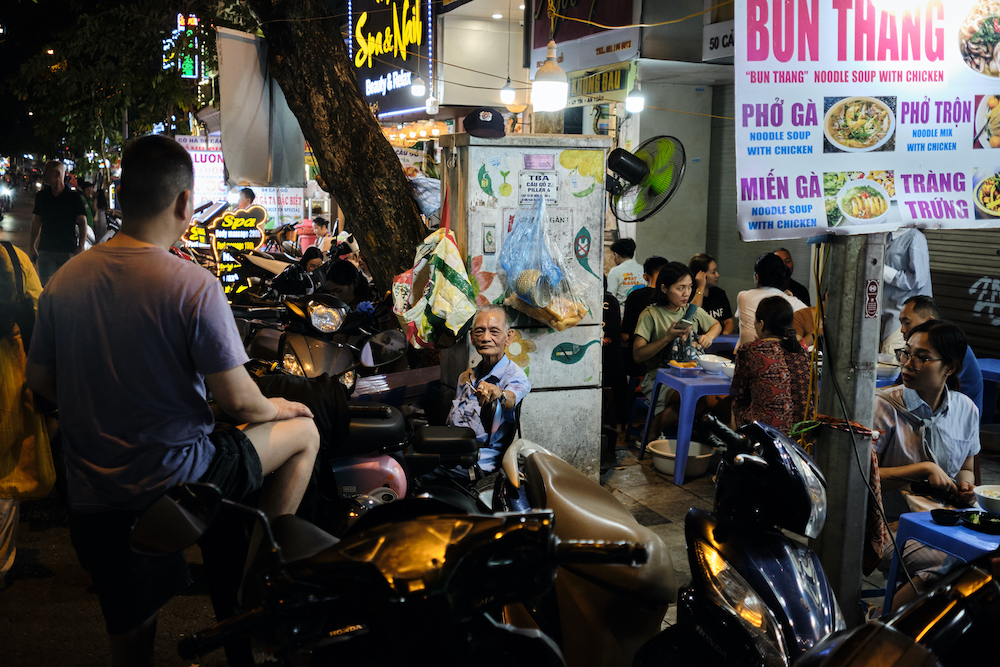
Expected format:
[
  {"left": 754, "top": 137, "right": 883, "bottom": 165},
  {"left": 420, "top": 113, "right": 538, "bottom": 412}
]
[
  {"left": 629, "top": 83, "right": 714, "bottom": 270},
  {"left": 440, "top": 16, "right": 530, "bottom": 108}
]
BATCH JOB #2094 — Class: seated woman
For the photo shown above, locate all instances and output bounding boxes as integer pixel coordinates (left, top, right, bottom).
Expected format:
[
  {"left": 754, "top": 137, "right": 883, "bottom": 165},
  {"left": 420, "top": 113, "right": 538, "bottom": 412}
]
[
  {"left": 874, "top": 320, "right": 980, "bottom": 609},
  {"left": 633, "top": 262, "right": 721, "bottom": 437},
  {"left": 298, "top": 246, "right": 324, "bottom": 273},
  {"left": 325, "top": 259, "right": 372, "bottom": 310},
  {"left": 730, "top": 296, "right": 810, "bottom": 435},
  {"left": 688, "top": 253, "right": 734, "bottom": 335},
  {"left": 447, "top": 305, "right": 530, "bottom": 472},
  {"left": 735, "top": 253, "right": 809, "bottom": 349}
]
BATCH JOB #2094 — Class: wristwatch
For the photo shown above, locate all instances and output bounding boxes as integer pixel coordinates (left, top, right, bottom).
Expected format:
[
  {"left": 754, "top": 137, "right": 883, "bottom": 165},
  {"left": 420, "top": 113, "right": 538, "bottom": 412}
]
[{"left": 696, "top": 291, "right": 703, "bottom": 296}]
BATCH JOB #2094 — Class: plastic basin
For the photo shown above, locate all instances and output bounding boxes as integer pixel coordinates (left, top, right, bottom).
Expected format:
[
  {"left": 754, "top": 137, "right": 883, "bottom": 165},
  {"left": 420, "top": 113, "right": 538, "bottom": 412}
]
[{"left": 646, "top": 439, "right": 715, "bottom": 478}]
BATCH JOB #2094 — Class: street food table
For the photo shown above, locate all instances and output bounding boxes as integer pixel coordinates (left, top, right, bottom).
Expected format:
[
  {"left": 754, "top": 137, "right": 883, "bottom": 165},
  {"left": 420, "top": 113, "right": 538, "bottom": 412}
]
[
  {"left": 638, "top": 367, "right": 732, "bottom": 485},
  {"left": 883, "top": 511, "right": 1000, "bottom": 613}
]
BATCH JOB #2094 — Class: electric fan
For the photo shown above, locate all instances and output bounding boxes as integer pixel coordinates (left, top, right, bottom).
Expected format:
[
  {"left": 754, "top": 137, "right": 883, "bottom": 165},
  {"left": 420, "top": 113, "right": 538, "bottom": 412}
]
[{"left": 606, "top": 136, "right": 686, "bottom": 223}]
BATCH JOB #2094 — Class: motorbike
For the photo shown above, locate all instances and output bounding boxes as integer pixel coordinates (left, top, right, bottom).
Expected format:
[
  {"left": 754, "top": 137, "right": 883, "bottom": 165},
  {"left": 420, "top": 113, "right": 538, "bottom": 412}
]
[
  {"left": 490, "top": 439, "right": 678, "bottom": 667},
  {"left": 797, "top": 548, "right": 1000, "bottom": 666},
  {"left": 633, "top": 415, "right": 844, "bottom": 667},
  {"left": 129, "top": 483, "right": 651, "bottom": 666}
]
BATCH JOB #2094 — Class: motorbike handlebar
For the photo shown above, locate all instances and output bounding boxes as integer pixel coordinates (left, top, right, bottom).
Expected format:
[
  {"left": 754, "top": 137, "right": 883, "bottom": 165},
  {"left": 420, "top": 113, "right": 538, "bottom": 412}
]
[
  {"left": 231, "top": 305, "right": 285, "bottom": 319},
  {"left": 557, "top": 540, "right": 649, "bottom": 567},
  {"left": 700, "top": 414, "right": 750, "bottom": 452},
  {"left": 177, "top": 606, "right": 268, "bottom": 660}
]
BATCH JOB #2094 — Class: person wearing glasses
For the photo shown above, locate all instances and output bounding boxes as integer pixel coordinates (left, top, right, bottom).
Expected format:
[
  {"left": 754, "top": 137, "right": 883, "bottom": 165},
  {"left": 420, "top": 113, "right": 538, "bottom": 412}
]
[
  {"left": 896, "top": 295, "right": 983, "bottom": 417},
  {"left": 873, "top": 319, "right": 980, "bottom": 609}
]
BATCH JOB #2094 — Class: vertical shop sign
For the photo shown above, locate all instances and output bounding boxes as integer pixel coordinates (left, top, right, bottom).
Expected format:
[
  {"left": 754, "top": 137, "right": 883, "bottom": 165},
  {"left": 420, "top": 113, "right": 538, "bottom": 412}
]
[{"left": 209, "top": 206, "right": 267, "bottom": 293}]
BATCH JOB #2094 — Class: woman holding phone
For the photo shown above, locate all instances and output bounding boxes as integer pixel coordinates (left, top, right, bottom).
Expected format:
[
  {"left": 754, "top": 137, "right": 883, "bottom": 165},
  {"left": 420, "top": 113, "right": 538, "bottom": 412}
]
[{"left": 633, "top": 262, "right": 721, "bottom": 437}]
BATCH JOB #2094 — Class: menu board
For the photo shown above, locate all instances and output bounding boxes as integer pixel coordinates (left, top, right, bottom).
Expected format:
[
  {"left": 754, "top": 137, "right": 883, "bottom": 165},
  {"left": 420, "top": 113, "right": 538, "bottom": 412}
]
[
  {"left": 208, "top": 206, "right": 267, "bottom": 293},
  {"left": 736, "top": 0, "right": 1000, "bottom": 241}
]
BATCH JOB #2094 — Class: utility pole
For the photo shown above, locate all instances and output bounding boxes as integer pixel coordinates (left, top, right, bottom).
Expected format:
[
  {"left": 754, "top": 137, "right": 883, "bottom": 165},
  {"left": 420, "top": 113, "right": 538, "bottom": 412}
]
[{"left": 812, "top": 233, "right": 886, "bottom": 627}]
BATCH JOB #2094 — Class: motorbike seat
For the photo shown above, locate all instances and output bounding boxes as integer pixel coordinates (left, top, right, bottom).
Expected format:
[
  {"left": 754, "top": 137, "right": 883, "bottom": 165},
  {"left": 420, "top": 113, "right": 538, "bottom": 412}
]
[
  {"left": 523, "top": 452, "right": 677, "bottom": 604},
  {"left": 412, "top": 426, "right": 479, "bottom": 467}
]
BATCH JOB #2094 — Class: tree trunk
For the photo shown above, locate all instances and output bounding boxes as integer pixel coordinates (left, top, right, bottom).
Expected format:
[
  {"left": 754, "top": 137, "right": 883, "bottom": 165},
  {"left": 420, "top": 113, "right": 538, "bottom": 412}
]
[{"left": 245, "top": 0, "right": 428, "bottom": 292}]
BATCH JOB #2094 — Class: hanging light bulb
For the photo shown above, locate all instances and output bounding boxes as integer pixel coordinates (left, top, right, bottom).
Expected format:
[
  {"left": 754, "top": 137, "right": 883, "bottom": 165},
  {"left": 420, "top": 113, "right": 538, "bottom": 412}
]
[
  {"left": 531, "top": 40, "right": 568, "bottom": 112},
  {"left": 411, "top": 75, "right": 426, "bottom": 97},
  {"left": 409, "top": 130, "right": 417, "bottom": 138},
  {"left": 425, "top": 95, "right": 439, "bottom": 115},
  {"left": 431, "top": 128, "right": 440, "bottom": 136},
  {"left": 500, "top": 77, "right": 515, "bottom": 105},
  {"left": 626, "top": 82, "right": 644, "bottom": 114}
]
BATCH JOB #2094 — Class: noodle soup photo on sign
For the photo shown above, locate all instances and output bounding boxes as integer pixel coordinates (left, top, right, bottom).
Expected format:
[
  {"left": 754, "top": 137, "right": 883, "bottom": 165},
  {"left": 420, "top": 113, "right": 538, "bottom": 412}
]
[
  {"left": 823, "top": 170, "right": 896, "bottom": 227},
  {"left": 972, "top": 169, "right": 1000, "bottom": 218},
  {"left": 960, "top": 1, "right": 1000, "bottom": 77},
  {"left": 823, "top": 96, "right": 897, "bottom": 153}
]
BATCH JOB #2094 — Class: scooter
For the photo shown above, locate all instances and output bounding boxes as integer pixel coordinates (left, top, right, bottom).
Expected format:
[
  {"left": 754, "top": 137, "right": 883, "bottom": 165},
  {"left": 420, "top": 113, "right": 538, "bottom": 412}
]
[
  {"left": 491, "top": 439, "right": 678, "bottom": 667},
  {"left": 634, "top": 415, "right": 844, "bottom": 666},
  {"left": 797, "top": 548, "right": 1000, "bottom": 665},
  {"left": 129, "top": 483, "right": 651, "bottom": 666}
]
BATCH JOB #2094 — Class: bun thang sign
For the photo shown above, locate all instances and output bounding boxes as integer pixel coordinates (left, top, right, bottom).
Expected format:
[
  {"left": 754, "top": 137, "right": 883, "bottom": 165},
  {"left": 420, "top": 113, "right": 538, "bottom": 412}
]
[{"left": 735, "top": 0, "right": 1000, "bottom": 242}]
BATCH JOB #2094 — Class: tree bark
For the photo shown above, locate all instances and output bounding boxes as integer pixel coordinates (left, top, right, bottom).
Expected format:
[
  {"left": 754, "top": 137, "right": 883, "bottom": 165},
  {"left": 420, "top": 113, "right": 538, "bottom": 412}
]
[{"left": 244, "top": 0, "right": 427, "bottom": 292}]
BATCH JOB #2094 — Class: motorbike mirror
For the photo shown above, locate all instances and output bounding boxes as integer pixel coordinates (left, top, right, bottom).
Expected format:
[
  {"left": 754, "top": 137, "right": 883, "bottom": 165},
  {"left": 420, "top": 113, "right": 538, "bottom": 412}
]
[
  {"left": 360, "top": 330, "right": 407, "bottom": 367},
  {"left": 131, "top": 483, "right": 223, "bottom": 556},
  {"left": 480, "top": 397, "right": 504, "bottom": 436}
]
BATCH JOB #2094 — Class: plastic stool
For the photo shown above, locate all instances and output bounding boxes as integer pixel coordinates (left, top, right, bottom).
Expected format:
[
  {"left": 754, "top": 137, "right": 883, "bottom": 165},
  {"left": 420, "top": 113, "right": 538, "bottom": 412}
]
[{"left": 882, "top": 511, "right": 1000, "bottom": 614}]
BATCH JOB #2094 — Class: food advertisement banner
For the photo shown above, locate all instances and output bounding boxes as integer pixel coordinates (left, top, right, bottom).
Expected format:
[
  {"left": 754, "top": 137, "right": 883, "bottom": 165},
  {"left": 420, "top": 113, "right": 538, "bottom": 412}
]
[{"left": 736, "top": 0, "right": 1000, "bottom": 241}]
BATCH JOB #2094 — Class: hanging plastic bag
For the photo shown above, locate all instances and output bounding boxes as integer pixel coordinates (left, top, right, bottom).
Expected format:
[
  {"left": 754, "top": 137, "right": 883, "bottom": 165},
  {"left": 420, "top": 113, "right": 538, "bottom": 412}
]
[
  {"left": 392, "top": 189, "right": 477, "bottom": 348},
  {"left": 497, "top": 199, "right": 588, "bottom": 332},
  {"left": 409, "top": 175, "right": 442, "bottom": 218}
]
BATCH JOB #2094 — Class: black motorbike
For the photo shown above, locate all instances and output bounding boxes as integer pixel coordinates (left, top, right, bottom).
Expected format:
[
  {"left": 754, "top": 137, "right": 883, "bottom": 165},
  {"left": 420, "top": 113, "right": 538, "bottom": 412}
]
[
  {"left": 635, "top": 415, "right": 844, "bottom": 666},
  {"left": 130, "top": 483, "right": 650, "bottom": 666}
]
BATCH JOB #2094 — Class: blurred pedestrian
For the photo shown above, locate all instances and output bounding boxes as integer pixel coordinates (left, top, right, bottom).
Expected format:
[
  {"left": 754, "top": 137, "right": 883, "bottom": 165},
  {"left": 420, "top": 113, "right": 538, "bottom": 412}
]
[
  {"left": 29, "top": 160, "right": 87, "bottom": 285},
  {"left": 1, "top": 236, "right": 53, "bottom": 590}
]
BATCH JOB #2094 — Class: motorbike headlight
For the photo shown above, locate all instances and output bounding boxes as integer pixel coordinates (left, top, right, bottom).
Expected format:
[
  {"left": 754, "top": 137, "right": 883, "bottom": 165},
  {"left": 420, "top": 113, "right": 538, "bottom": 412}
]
[
  {"left": 282, "top": 342, "right": 305, "bottom": 377},
  {"left": 308, "top": 301, "right": 347, "bottom": 333},
  {"left": 694, "top": 540, "right": 789, "bottom": 667},
  {"left": 785, "top": 442, "right": 827, "bottom": 539}
]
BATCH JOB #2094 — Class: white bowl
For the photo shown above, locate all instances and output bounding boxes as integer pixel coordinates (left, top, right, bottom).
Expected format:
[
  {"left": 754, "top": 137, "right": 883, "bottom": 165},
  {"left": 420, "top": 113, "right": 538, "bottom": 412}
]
[
  {"left": 876, "top": 362, "right": 899, "bottom": 380},
  {"left": 836, "top": 178, "right": 891, "bottom": 225},
  {"left": 823, "top": 96, "right": 895, "bottom": 153},
  {"left": 721, "top": 362, "right": 735, "bottom": 379},
  {"left": 646, "top": 439, "right": 715, "bottom": 478},
  {"left": 697, "top": 354, "right": 730, "bottom": 374},
  {"left": 974, "top": 484, "right": 1000, "bottom": 514}
]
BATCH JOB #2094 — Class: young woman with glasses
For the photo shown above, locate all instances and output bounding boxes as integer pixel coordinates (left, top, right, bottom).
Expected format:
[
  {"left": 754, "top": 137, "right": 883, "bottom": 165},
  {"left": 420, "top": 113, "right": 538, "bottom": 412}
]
[{"left": 873, "top": 319, "right": 980, "bottom": 609}]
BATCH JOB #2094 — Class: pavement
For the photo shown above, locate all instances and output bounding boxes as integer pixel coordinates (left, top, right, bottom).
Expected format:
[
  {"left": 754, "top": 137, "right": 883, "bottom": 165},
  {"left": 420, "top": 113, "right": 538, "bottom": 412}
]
[{"left": 3, "top": 195, "right": 999, "bottom": 663}]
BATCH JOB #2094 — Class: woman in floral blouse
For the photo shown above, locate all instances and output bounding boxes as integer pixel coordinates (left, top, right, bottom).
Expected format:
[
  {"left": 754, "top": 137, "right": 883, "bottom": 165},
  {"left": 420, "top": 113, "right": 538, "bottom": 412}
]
[{"left": 730, "top": 296, "right": 810, "bottom": 434}]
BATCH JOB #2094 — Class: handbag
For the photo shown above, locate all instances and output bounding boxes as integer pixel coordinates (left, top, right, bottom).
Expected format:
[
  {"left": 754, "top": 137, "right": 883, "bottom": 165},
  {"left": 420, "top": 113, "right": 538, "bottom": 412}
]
[{"left": 1, "top": 242, "right": 36, "bottom": 352}]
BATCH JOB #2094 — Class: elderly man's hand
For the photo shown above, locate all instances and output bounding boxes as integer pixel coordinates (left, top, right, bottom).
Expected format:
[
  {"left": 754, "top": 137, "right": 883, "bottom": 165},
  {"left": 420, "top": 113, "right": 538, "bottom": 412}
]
[{"left": 474, "top": 380, "right": 504, "bottom": 406}]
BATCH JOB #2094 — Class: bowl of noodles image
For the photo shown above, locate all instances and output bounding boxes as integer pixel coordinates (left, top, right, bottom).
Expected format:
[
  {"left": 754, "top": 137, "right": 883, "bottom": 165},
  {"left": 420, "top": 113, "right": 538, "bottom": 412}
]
[
  {"left": 824, "top": 97, "right": 895, "bottom": 152},
  {"left": 836, "top": 179, "right": 891, "bottom": 224},
  {"left": 974, "top": 174, "right": 1000, "bottom": 217}
]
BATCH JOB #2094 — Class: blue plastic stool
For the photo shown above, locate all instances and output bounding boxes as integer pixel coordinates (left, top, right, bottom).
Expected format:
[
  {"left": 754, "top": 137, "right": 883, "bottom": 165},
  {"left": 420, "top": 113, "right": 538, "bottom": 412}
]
[{"left": 882, "top": 511, "right": 1000, "bottom": 614}]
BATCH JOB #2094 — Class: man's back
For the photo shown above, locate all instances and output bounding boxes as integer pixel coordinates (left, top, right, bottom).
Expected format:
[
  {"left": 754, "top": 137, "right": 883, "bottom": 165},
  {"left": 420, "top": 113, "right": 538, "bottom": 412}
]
[{"left": 29, "top": 245, "right": 248, "bottom": 512}]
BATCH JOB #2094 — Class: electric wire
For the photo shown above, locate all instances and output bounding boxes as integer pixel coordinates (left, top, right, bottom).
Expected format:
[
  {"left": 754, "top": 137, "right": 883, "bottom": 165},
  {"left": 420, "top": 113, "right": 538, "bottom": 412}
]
[{"left": 545, "top": 0, "right": 734, "bottom": 30}]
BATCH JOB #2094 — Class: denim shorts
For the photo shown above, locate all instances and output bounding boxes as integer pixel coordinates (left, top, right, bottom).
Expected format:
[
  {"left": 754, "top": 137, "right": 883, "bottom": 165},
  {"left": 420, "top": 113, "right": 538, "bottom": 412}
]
[{"left": 70, "top": 425, "right": 263, "bottom": 635}]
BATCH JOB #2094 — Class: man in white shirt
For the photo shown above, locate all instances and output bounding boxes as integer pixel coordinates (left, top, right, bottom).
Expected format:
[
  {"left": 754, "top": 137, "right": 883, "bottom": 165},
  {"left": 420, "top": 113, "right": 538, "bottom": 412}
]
[{"left": 607, "top": 238, "right": 643, "bottom": 314}]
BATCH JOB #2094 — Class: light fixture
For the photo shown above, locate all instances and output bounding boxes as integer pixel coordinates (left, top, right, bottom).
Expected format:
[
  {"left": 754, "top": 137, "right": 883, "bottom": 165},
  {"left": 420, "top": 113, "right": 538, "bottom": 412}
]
[
  {"left": 411, "top": 74, "right": 426, "bottom": 97},
  {"left": 419, "top": 130, "right": 427, "bottom": 137},
  {"left": 409, "top": 131, "right": 417, "bottom": 138},
  {"left": 425, "top": 95, "right": 439, "bottom": 115},
  {"left": 28, "top": 112, "right": 33, "bottom": 116},
  {"left": 431, "top": 128, "right": 440, "bottom": 136},
  {"left": 500, "top": 78, "right": 515, "bottom": 105},
  {"left": 531, "top": 40, "right": 568, "bottom": 112},
  {"left": 493, "top": 13, "right": 503, "bottom": 19},
  {"left": 519, "top": 4, "right": 525, "bottom": 9},
  {"left": 626, "top": 82, "right": 644, "bottom": 113},
  {"left": 46, "top": 49, "right": 54, "bottom": 55},
  {"left": 389, "top": 134, "right": 397, "bottom": 140}
]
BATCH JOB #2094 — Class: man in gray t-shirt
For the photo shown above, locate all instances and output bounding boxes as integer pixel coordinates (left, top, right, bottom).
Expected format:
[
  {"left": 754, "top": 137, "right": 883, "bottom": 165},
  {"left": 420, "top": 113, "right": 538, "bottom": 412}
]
[{"left": 26, "top": 136, "right": 320, "bottom": 664}]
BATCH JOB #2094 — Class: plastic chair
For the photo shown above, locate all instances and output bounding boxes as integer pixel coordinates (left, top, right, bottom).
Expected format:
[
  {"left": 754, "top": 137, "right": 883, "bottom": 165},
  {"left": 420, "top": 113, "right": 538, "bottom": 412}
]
[{"left": 882, "top": 511, "right": 1000, "bottom": 613}]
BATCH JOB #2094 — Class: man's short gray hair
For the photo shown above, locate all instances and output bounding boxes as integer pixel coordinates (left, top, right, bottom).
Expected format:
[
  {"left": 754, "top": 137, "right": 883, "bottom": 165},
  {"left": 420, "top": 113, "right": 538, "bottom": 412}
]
[{"left": 474, "top": 304, "right": 510, "bottom": 332}]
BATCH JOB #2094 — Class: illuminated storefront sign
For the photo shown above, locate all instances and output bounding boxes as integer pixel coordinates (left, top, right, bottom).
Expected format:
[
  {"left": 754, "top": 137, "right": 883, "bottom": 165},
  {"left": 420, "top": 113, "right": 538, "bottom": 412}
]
[
  {"left": 208, "top": 206, "right": 267, "bottom": 293},
  {"left": 163, "top": 14, "right": 201, "bottom": 79},
  {"left": 349, "top": 0, "right": 437, "bottom": 117}
]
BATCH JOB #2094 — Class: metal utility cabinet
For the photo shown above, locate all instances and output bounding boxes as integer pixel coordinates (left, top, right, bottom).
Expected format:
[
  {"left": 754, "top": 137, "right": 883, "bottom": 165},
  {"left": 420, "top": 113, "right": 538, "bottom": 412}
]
[{"left": 439, "top": 133, "right": 611, "bottom": 478}]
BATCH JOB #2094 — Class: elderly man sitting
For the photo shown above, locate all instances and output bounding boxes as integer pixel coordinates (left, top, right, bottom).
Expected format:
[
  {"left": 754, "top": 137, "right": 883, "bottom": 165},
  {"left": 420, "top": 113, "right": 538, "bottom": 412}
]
[{"left": 447, "top": 305, "right": 530, "bottom": 472}]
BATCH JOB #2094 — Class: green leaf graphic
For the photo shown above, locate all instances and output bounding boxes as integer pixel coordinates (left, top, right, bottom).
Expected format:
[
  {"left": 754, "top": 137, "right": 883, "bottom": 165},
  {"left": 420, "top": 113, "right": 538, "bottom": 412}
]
[
  {"left": 478, "top": 164, "right": 494, "bottom": 196},
  {"left": 551, "top": 340, "right": 599, "bottom": 364},
  {"left": 572, "top": 183, "right": 596, "bottom": 197}
]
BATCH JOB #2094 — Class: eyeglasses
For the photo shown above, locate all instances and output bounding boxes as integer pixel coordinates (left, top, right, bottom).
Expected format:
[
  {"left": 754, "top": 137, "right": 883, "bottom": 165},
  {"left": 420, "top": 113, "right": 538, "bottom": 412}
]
[{"left": 894, "top": 349, "right": 942, "bottom": 370}]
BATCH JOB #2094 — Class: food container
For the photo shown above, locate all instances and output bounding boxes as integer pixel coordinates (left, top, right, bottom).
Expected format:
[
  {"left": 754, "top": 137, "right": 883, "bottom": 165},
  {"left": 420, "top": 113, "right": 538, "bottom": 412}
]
[
  {"left": 721, "top": 362, "right": 735, "bottom": 379},
  {"left": 646, "top": 439, "right": 715, "bottom": 478},
  {"left": 666, "top": 364, "right": 701, "bottom": 377},
  {"left": 696, "top": 354, "right": 730, "bottom": 374},
  {"left": 974, "top": 484, "right": 1000, "bottom": 514},
  {"left": 876, "top": 363, "right": 899, "bottom": 380}
]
